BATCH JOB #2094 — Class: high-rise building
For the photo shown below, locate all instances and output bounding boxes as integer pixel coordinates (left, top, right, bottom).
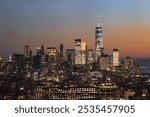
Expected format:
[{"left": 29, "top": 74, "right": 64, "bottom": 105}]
[
  {"left": 37, "top": 47, "right": 40, "bottom": 55},
  {"left": 24, "top": 45, "right": 32, "bottom": 65},
  {"left": 8, "top": 55, "right": 13, "bottom": 63},
  {"left": 95, "top": 18, "right": 103, "bottom": 61},
  {"left": 75, "top": 39, "right": 82, "bottom": 64},
  {"left": 81, "top": 41, "right": 87, "bottom": 64},
  {"left": 24, "top": 45, "right": 29, "bottom": 57},
  {"left": 124, "top": 57, "right": 134, "bottom": 69},
  {"left": 46, "top": 47, "right": 57, "bottom": 62},
  {"left": 13, "top": 54, "right": 24, "bottom": 65},
  {"left": 60, "top": 44, "right": 64, "bottom": 61},
  {"left": 0, "top": 56, "right": 3, "bottom": 63},
  {"left": 40, "top": 46, "right": 46, "bottom": 55},
  {"left": 99, "top": 55, "right": 110, "bottom": 70},
  {"left": 65, "top": 48, "right": 75, "bottom": 64},
  {"left": 124, "top": 57, "right": 132, "bottom": 66},
  {"left": 87, "top": 49, "right": 94, "bottom": 64},
  {"left": 29, "top": 50, "right": 32, "bottom": 58},
  {"left": 113, "top": 49, "right": 119, "bottom": 66},
  {"left": 33, "top": 55, "right": 41, "bottom": 69},
  {"left": 75, "top": 38, "right": 87, "bottom": 65},
  {"left": 40, "top": 46, "right": 46, "bottom": 63}
]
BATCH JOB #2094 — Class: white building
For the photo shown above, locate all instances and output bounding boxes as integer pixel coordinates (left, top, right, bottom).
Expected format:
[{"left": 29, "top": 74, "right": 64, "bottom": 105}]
[{"left": 113, "top": 49, "right": 119, "bottom": 66}]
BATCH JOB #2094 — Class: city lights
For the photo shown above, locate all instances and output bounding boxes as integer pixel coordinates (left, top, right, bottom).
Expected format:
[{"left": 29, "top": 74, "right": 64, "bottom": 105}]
[{"left": 0, "top": 20, "right": 150, "bottom": 100}]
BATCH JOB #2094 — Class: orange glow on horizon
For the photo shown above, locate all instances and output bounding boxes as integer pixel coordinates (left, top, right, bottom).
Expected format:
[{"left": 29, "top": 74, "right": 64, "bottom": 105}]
[{"left": 103, "top": 23, "right": 150, "bottom": 58}]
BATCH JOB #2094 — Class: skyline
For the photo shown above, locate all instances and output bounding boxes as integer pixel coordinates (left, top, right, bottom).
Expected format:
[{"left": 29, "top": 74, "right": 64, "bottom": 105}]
[{"left": 0, "top": 0, "right": 150, "bottom": 59}]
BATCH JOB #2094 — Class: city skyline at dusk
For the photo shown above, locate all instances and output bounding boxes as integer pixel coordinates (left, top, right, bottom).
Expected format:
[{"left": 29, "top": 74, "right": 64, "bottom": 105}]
[{"left": 0, "top": 0, "right": 150, "bottom": 59}]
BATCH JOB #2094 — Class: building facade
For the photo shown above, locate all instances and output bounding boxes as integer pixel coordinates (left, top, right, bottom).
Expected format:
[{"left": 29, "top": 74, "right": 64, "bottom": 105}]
[
  {"left": 88, "top": 49, "right": 94, "bottom": 64},
  {"left": 75, "top": 38, "right": 86, "bottom": 65},
  {"left": 46, "top": 47, "right": 57, "bottom": 62},
  {"left": 113, "top": 49, "right": 119, "bottom": 66},
  {"left": 65, "top": 48, "right": 75, "bottom": 64},
  {"left": 99, "top": 55, "right": 110, "bottom": 70},
  {"left": 95, "top": 21, "right": 103, "bottom": 61}
]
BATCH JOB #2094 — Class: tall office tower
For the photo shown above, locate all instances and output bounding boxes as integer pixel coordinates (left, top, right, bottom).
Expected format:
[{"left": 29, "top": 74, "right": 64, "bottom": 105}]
[
  {"left": 40, "top": 46, "right": 46, "bottom": 55},
  {"left": 124, "top": 57, "right": 134, "bottom": 69},
  {"left": 81, "top": 41, "right": 87, "bottom": 64},
  {"left": 75, "top": 39, "right": 82, "bottom": 64},
  {"left": 99, "top": 55, "right": 110, "bottom": 70},
  {"left": 37, "top": 47, "right": 40, "bottom": 55},
  {"left": 40, "top": 46, "right": 46, "bottom": 63},
  {"left": 13, "top": 54, "right": 24, "bottom": 65},
  {"left": 0, "top": 56, "right": 3, "bottom": 63},
  {"left": 29, "top": 50, "right": 32, "bottom": 58},
  {"left": 46, "top": 47, "right": 57, "bottom": 62},
  {"left": 24, "top": 45, "right": 29, "bottom": 57},
  {"left": 65, "top": 48, "right": 75, "bottom": 64},
  {"left": 75, "top": 38, "right": 86, "bottom": 65},
  {"left": 95, "top": 18, "right": 103, "bottom": 61},
  {"left": 60, "top": 44, "right": 64, "bottom": 61},
  {"left": 8, "top": 55, "right": 13, "bottom": 63},
  {"left": 113, "top": 49, "right": 119, "bottom": 66},
  {"left": 88, "top": 49, "right": 94, "bottom": 64},
  {"left": 33, "top": 55, "right": 41, "bottom": 69}
]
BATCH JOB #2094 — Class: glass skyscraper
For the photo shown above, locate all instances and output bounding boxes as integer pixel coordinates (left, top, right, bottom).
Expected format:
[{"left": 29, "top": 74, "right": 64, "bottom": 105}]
[{"left": 95, "top": 20, "right": 103, "bottom": 61}]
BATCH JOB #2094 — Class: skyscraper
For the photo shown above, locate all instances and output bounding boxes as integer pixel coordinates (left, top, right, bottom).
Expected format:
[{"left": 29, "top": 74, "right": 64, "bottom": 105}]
[
  {"left": 0, "top": 56, "right": 3, "bottom": 63},
  {"left": 8, "top": 55, "right": 13, "bottom": 63},
  {"left": 60, "top": 44, "right": 64, "bottom": 61},
  {"left": 87, "top": 49, "right": 94, "bottom": 64},
  {"left": 29, "top": 50, "right": 32, "bottom": 58},
  {"left": 37, "top": 47, "right": 40, "bottom": 55},
  {"left": 46, "top": 47, "right": 57, "bottom": 62},
  {"left": 81, "top": 41, "right": 87, "bottom": 64},
  {"left": 24, "top": 45, "right": 29, "bottom": 58},
  {"left": 99, "top": 55, "right": 110, "bottom": 70},
  {"left": 75, "top": 38, "right": 87, "bottom": 65},
  {"left": 95, "top": 18, "right": 103, "bottom": 61},
  {"left": 113, "top": 49, "right": 119, "bottom": 66},
  {"left": 40, "top": 46, "right": 46, "bottom": 63},
  {"left": 75, "top": 39, "right": 82, "bottom": 65},
  {"left": 65, "top": 48, "right": 75, "bottom": 65}
]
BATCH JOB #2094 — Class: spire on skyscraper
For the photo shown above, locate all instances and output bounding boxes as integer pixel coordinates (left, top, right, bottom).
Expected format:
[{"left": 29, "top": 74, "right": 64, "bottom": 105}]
[
  {"left": 95, "top": 16, "right": 103, "bottom": 61},
  {"left": 98, "top": 15, "right": 100, "bottom": 27}
]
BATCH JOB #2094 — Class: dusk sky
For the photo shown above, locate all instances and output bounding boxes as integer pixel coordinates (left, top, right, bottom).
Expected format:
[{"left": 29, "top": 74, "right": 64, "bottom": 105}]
[{"left": 0, "top": 0, "right": 150, "bottom": 60}]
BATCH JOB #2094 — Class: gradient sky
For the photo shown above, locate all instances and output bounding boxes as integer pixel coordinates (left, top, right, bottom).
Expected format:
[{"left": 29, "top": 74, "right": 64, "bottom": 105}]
[{"left": 0, "top": 0, "right": 150, "bottom": 60}]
